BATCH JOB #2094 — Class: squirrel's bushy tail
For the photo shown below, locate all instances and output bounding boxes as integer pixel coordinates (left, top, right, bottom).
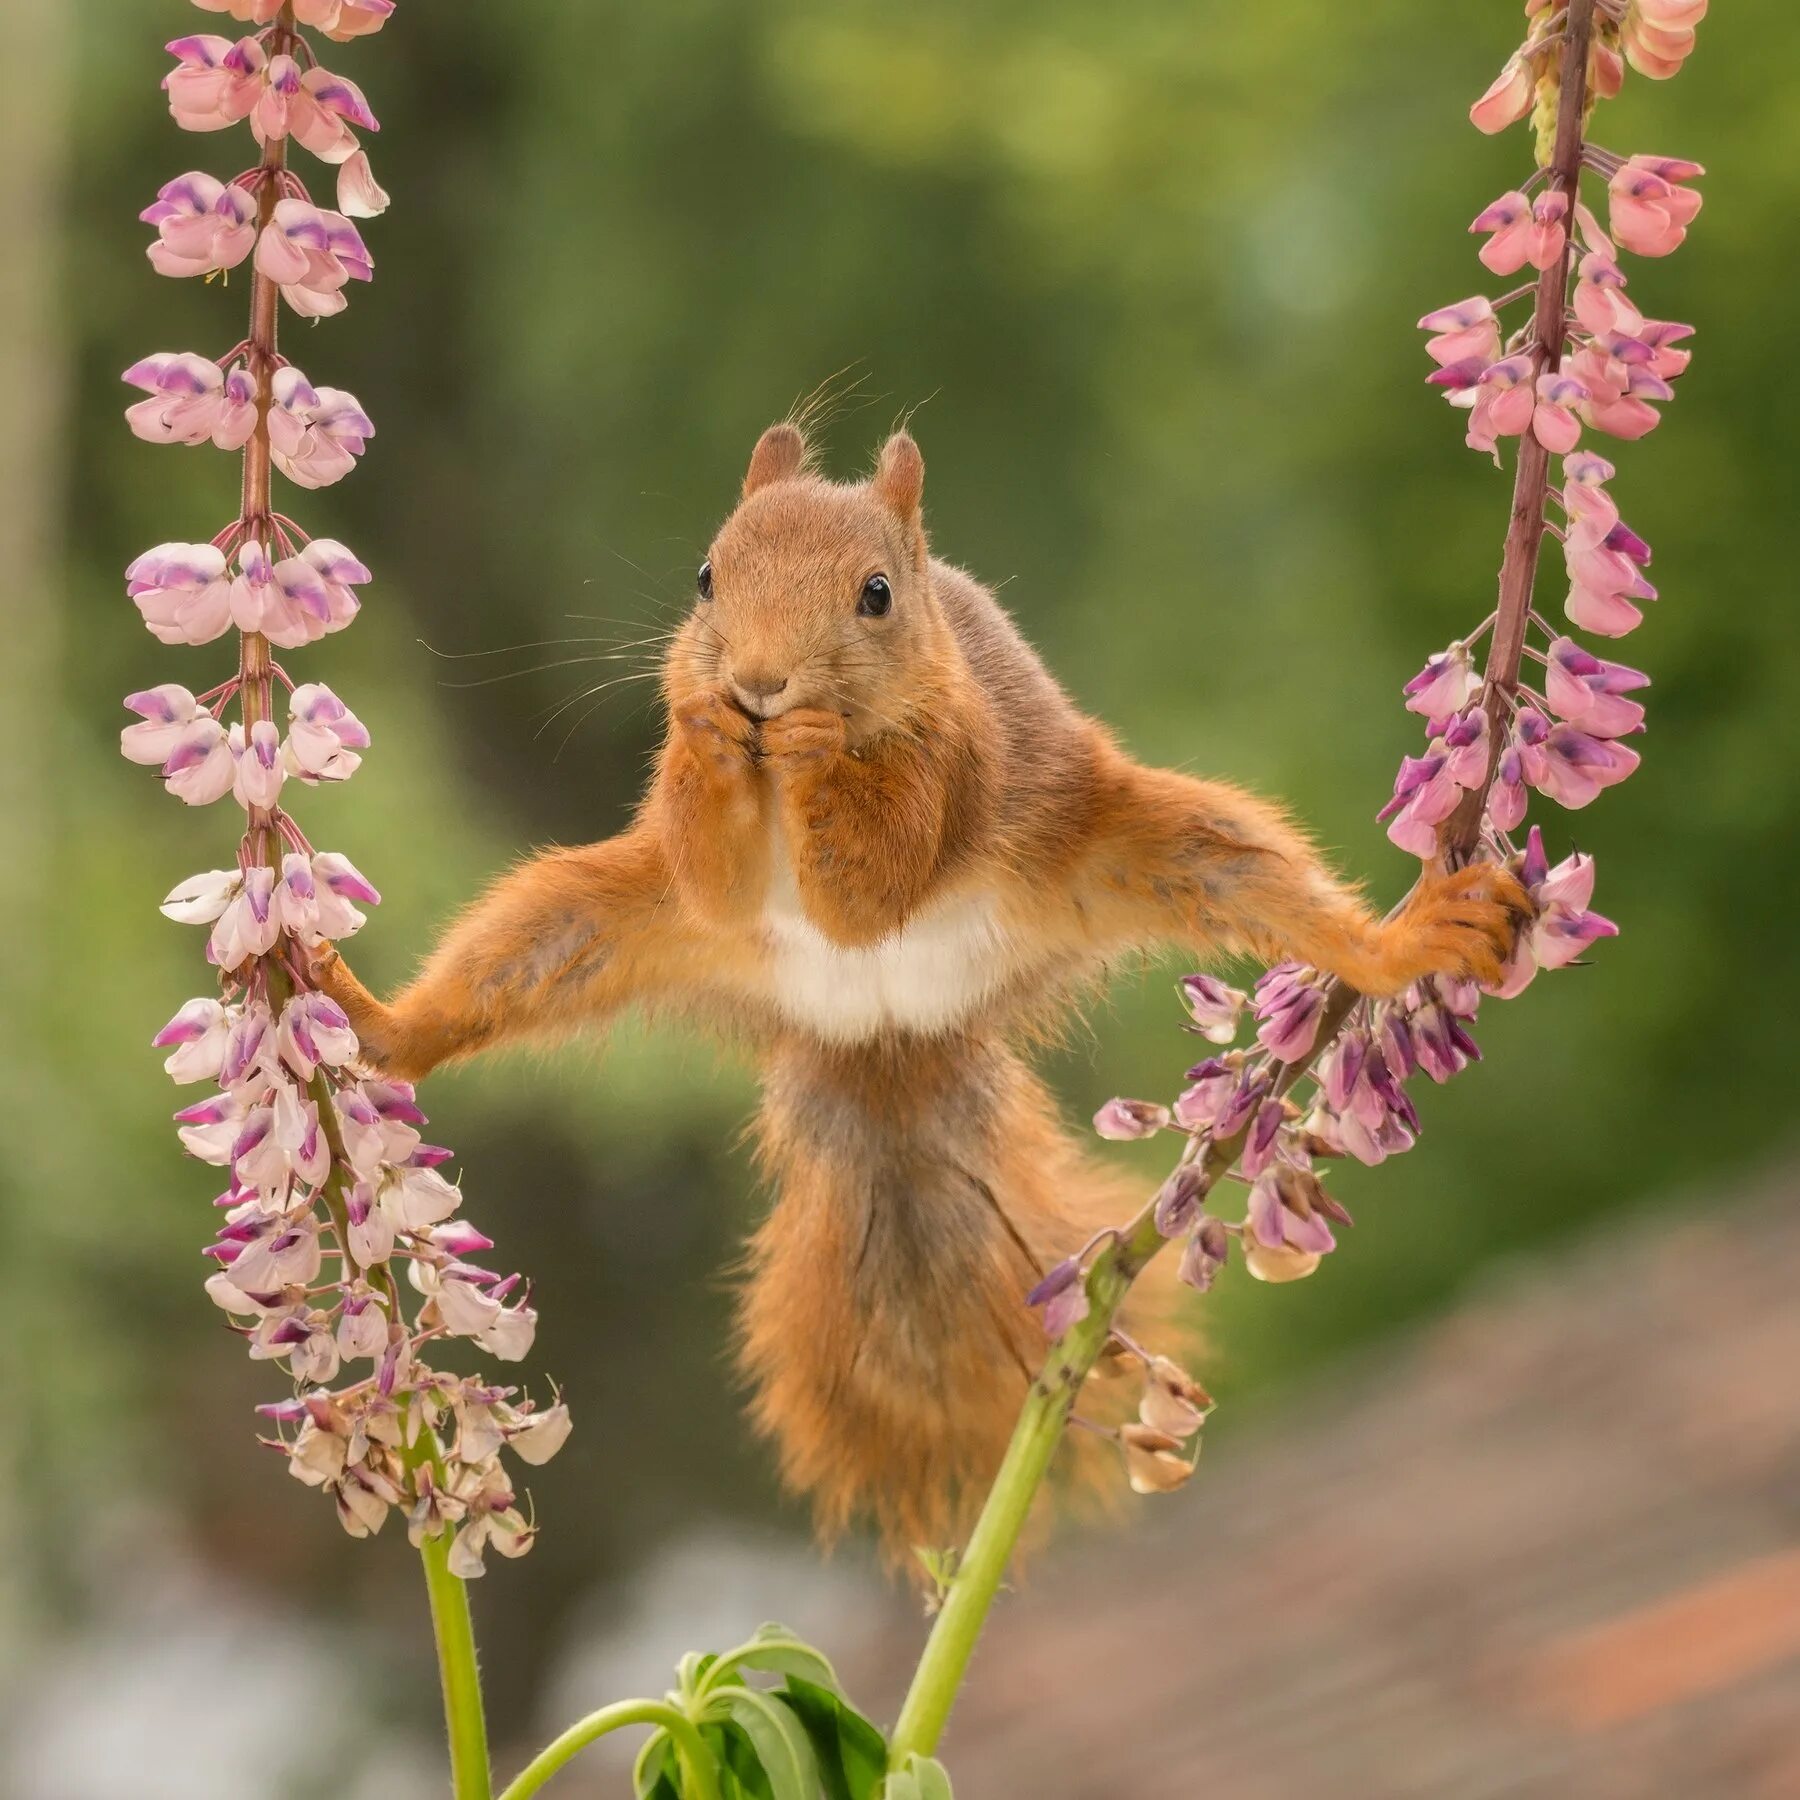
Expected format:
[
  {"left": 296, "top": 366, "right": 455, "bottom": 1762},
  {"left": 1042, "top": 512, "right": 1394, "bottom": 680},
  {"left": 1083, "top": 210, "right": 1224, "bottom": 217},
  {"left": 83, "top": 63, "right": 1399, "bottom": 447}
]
[{"left": 739, "top": 1031, "right": 1157, "bottom": 1563}]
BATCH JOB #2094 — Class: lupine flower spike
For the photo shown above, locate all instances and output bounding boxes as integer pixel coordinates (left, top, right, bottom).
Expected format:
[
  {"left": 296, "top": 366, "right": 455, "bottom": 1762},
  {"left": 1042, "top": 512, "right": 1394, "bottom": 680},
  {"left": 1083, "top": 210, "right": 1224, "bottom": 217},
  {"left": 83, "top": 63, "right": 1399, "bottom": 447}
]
[
  {"left": 1078, "top": 0, "right": 1702, "bottom": 1494},
  {"left": 123, "top": 0, "right": 565, "bottom": 1571}
]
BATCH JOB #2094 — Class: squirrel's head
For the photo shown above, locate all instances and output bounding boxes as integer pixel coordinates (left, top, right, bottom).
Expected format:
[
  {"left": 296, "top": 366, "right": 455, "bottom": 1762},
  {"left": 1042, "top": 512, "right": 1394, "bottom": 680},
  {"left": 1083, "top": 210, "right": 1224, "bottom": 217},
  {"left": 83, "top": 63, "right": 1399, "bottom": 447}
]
[{"left": 666, "top": 422, "right": 951, "bottom": 736}]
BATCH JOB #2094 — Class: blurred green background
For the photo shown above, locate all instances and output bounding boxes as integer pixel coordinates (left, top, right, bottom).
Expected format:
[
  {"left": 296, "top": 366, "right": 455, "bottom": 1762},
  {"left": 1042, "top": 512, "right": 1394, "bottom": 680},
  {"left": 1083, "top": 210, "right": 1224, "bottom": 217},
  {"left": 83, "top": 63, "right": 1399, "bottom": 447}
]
[{"left": 6, "top": 0, "right": 1797, "bottom": 1788}]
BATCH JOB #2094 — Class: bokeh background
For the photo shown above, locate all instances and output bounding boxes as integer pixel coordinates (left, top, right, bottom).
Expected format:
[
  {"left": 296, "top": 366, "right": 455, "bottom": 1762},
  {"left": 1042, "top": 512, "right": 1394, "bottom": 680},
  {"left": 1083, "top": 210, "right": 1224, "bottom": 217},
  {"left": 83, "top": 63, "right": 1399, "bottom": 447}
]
[{"left": 6, "top": 1, "right": 1798, "bottom": 1794}]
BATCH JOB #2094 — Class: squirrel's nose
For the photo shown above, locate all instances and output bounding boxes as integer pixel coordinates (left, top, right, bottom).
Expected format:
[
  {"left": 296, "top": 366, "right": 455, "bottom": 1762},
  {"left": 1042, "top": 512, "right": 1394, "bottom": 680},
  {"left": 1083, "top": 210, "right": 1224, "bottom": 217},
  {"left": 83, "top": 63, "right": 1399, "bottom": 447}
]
[{"left": 730, "top": 670, "right": 789, "bottom": 713}]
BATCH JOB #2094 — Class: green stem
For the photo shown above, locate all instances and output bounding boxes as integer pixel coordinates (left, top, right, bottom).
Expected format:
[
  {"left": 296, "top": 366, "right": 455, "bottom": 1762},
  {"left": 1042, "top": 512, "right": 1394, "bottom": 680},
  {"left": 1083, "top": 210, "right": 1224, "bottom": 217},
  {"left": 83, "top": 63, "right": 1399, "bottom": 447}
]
[
  {"left": 496, "top": 1700, "right": 721, "bottom": 1800},
  {"left": 420, "top": 1526, "right": 494, "bottom": 1800},
  {"left": 889, "top": 989, "right": 1363, "bottom": 1766},
  {"left": 886, "top": 1195, "right": 1170, "bottom": 1765}
]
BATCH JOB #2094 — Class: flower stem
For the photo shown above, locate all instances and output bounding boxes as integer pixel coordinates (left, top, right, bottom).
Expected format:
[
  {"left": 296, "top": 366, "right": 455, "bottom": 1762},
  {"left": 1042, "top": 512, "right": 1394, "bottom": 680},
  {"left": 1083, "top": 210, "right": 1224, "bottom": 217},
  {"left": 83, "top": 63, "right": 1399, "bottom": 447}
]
[
  {"left": 887, "top": 1162, "right": 1201, "bottom": 1764},
  {"left": 1445, "top": 0, "right": 1597, "bottom": 858},
  {"left": 496, "top": 1701, "right": 720, "bottom": 1800},
  {"left": 420, "top": 1526, "right": 494, "bottom": 1800}
]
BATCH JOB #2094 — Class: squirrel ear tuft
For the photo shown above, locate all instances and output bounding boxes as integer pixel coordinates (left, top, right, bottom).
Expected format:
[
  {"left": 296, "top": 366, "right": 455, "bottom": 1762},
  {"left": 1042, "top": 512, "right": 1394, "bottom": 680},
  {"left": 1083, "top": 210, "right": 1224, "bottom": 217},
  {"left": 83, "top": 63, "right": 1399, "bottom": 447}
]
[
  {"left": 872, "top": 431, "right": 924, "bottom": 524},
  {"left": 743, "top": 423, "right": 808, "bottom": 498}
]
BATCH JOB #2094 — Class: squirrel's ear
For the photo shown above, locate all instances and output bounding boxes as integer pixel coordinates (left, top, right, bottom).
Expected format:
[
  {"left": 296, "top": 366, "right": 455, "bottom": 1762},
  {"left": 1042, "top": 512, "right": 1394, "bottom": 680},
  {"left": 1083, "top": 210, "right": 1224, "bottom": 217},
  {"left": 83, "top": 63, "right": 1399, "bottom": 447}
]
[
  {"left": 743, "top": 423, "right": 808, "bottom": 498},
  {"left": 872, "top": 431, "right": 924, "bottom": 526}
]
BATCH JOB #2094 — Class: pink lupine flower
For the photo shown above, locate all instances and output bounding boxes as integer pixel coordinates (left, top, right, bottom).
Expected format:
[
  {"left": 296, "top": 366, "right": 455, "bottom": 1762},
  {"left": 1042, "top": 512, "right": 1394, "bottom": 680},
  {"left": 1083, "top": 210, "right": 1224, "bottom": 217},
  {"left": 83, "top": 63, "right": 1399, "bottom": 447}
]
[
  {"left": 1243, "top": 1166, "right": 1338, "bottom": 1284},
  {"left": 189, "top": 864, "right": 280, "bottom": 969},
  {"left": 1173, "top": 1056, "right": 1239, "bottom": 1132},
  {"left": 1378, "top": 709, "right": 1489, "bottom": 855},
  {"left": 121, "top": 684, "right": 205, "bottom": 765},
  {"left": 231, "top": 719, "right": 286, "bottom": 809},
  {"left": 1565, "top": 518, "right": 1657, "bottom": 637},
  {"left": 218, "top": 1000, "right": 274, "bottom": 1090},
  {"left": 163, "top": 34, "right": 265, "bottom": 131},
  {"left": 1491, "top": 827, "right": 1620, "bottom": 996},
  {"left": 1565, "top": 341, "right": 1672, "bottom": 442},
  {"left": 1417, "top": 297, "right": 1501, "bottom": 370},
  {"left": 382, "top": 1164, "right": 463, "bottom": 1233},
  {"left": 268, "top": 367, "right": 375, "bottom": 487},
  {"left": 1543, "top": 638, "right": 1650, "bottom": 736},
  {"left": 122, "top": 353, "right": 256, "bottom": 450},
  {"left": 1469, "top": 54, "right": 1535, "bottom": 134},
  {"left": 1511, "top": 707, "right": 1641, "bottom": 810},
  {"left": 229, "top": 540, "right": 328, "bottom": 647},
  {"left": 141, "top": 172, "right": 257, "bottom": 277},
  {"left": 127, "top": 543, "right": 235, "bottom": 645},
  {"left": 285, "top": 682, "right": 370, "bottom": 781},
  {"left": 295, "top": 0, "right": 397, "bottom": 42},
  {"left": 1253, "top": 963, "right": 1327, "bottom": 1062},
  {"left": 247, "top": 57, "right": 378, "bottom": 165},
  {"left": 1403, "top": 641, "right": 1482, "bottom": 718},
  {"left": 1623, "top": 0, "right": 1706, "bottom": 80},
  {"left": 1470, "top": 189, "right": 1568, "bottom": 276},
  {"left": 153, "top": 997, "right": 232, "bottom": 1084},
  {"left": 254, "top": 199, "right": 373, "bottom": 317},
  {"left": 161, "top": 715, "right": 238, "bottom": 806},
  {"left": 1635, "top": 319, "right": 1695, "bottom": 382},
  {"left": 1094, "top": 1098, "right": 1172, "bottom": 1141},
  {"left": 1608, "top": 157, "right": 1704, "bottom": 257},
  {"left": 1177, "top": 973, "right": 1246, "bottom": 1044},
  {"left": 275, "top": 849, "right": 380, "bottom": 944},
  {"left": 1487, "top": 732, "right": 1528, "bottom": 831},
  {"left": 334, "top": 148, "right": 391, "bottom": 220},
  {"left": 1465, "top": 355, "right": 1537, "bottom": 456},
  {"left": 1572, "top": 252, "right": 1645, "bottom": 338},
  {"left": 1408, "top": 1002, "right": 1479, "bottom": 1087},
  {"left": 299, "top": 539, "right": 371, "bottom": 630},
  {"left": 277, "top": 991, "right": 359, "bottom": 1081},
  {"left": 1532, "top": 370, "right": 1587, "bottom": 452},
  {"left": 189, "top": 0, "right": 286, "bottom": 19}
]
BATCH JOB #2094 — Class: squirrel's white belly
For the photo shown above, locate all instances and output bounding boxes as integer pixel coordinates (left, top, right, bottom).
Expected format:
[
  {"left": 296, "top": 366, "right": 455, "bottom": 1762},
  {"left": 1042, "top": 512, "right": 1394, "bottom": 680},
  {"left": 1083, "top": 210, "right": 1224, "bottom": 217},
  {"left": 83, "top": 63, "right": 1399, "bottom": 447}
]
[{"left": 761, "top": 842, "right": 1011, "bottom": 1041}]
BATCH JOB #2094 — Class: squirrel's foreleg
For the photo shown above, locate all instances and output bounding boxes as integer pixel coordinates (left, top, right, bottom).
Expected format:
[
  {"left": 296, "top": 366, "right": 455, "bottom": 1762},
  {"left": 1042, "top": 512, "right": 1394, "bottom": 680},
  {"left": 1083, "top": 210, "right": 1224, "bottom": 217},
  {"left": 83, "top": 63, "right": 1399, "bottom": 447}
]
[
  {"left": 762, "top": 708, "right": 954, "bottom": 946},
  {"left": 312, "top": 827, "right": 689, "bottom": 1081},
  {"left": 1071, "top": 756, "right": 1527, "bottom": 995}
]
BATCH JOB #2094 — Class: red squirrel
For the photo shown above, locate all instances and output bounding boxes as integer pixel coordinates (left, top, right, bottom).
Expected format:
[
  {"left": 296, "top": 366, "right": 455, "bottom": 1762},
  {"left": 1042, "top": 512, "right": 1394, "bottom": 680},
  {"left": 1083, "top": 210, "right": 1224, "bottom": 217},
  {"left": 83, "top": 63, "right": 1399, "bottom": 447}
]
[{"left": 314, "top": 423, "right": 1524, "bottom": 1556}]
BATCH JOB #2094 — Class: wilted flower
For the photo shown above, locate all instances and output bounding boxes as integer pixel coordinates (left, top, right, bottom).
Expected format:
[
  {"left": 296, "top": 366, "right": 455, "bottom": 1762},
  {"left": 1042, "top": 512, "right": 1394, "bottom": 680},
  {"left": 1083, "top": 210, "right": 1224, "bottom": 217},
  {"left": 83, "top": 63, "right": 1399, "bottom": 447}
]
[
  {"left": 1176, "top": 1214, "right": 1229, "bottom": 1292},
  {"left": 1094, "top": 1098, "right": 1171, "bottom": 1141},
  {"left": 1177, "top": 973, "right": 1246, "bottom": 1044},
  {"left": 1119, "top": 1422, "right": 1195, "bottom": 1495},
  {"left": 1243, "top": 1165, "right": 1339, "bottom": 1284}
]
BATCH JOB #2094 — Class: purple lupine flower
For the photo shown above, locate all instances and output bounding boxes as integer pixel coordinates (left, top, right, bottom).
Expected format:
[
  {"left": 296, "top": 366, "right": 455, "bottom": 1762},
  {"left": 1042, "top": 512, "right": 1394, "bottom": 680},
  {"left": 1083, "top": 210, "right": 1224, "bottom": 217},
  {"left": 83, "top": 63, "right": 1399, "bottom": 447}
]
[
  {"left": 1253, "top": 962, "right": 1328, "bottom": 1062},
  {"left": 1094, "top": 1097, "right": 1172, "bottom": 1141},
  {"left": 1177, "top": 973, "right": 1247, "bottom": 1044},
  {"left": 1026, "top": 1257, "right": 1091, "bottom": 1338}
]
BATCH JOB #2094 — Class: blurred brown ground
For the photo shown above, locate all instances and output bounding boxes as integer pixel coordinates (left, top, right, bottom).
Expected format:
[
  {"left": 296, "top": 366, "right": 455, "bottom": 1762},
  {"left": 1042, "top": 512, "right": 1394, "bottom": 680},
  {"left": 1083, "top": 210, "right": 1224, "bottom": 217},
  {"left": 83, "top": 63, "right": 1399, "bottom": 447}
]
[{"left": 855, "top": 1171, "right": 1800, "bottom": 1797}]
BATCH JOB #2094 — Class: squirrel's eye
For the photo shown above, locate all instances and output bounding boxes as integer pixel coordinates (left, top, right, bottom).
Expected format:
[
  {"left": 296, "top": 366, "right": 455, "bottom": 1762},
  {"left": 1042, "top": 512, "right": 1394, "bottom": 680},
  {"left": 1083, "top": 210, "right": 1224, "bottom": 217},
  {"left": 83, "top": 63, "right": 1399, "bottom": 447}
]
[
  {"left": 696, "top": 560, "right": 714, "bottom": 601},
  {"left": 857, "top": 573, "right": 892, "bottom": 618}
]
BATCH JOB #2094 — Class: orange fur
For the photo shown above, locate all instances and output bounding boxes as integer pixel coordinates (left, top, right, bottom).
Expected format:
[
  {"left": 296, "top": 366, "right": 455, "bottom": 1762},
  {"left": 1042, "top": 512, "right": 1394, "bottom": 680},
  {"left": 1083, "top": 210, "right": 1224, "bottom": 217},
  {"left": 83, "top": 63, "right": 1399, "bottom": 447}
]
[{"left": 315, "top": 422, "right": 1525, "bottom": 1561}]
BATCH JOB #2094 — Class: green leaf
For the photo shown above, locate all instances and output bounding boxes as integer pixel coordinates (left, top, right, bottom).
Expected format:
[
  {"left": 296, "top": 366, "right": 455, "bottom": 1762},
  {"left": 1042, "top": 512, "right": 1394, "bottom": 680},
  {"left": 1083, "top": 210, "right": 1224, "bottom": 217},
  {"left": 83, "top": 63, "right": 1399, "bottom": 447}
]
[
  {"left": 884, "top": 1755, "right": 953, "bottom": 1800},
  {"left": 633, "top": 1729, "right": 679, "bottom": 1799},
  {"left": 701, "top": 1623, "right": 839, "bottom": 1696},
  {"left": 713, "top": 1689, "right": 820, "bottom": 1800},
  {"left": 781, "top": 1677, "right": 889, "bottom": 1800}
]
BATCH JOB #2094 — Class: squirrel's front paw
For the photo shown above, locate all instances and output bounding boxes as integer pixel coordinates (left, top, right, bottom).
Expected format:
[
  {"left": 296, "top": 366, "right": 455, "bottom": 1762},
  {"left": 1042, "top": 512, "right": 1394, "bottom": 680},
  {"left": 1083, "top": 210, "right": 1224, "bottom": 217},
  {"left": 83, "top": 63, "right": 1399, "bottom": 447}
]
[
  {"left": 759, "top": 708, "right": 848, "bottom": 765},
  {"left": 1392, "top": 862, "right": 1531, "bottom": 989},
  {"left": 673, "top": 688, "right": 761, "bottom": 775}
]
